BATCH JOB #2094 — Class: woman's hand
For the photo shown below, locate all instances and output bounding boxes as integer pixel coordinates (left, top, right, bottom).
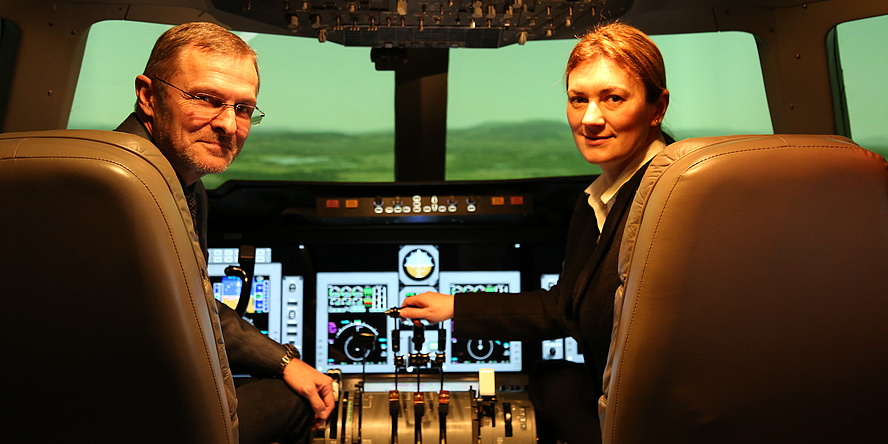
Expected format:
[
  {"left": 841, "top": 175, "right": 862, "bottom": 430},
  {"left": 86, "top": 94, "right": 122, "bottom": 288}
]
[{"left": 399, "top": 292, "right": 455, "bottom": 325}]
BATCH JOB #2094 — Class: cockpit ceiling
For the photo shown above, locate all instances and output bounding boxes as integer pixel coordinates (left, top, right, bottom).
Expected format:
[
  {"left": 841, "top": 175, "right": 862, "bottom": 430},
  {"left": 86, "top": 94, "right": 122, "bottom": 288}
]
[
  {"left": 211, "top": 0, "right": 634, "bottom": 48},
  {"left": 209, "top": 0, "right": 829, "bottom": 48}
]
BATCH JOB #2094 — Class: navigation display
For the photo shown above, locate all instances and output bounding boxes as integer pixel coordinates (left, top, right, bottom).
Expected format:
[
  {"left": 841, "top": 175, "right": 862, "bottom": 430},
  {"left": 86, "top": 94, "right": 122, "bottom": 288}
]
[
  {"left": 315, "top": 272, "right": 398, "bottom": 373},
  {"left": 439, "top": 271, "right": 522, "bottom": 372}
]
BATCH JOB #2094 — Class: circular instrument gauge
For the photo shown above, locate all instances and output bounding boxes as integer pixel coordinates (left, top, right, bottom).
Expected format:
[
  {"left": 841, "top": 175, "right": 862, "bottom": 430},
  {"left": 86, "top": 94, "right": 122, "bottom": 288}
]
[
  {"left": 466, "top": 339, "right": 495, "bottom": 361},
  {"left": 336, "top": 322, "right": 380, "bottom": 361},
  {"left": 402, "top": 248, "right": 435, "bottom": 280}
]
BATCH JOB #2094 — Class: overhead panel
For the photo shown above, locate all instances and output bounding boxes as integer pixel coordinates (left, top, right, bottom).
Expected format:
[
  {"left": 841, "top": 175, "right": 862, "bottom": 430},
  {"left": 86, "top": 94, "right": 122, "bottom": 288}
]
[{"left": 212, "top": 0, "right": 633, "bottom": 47}]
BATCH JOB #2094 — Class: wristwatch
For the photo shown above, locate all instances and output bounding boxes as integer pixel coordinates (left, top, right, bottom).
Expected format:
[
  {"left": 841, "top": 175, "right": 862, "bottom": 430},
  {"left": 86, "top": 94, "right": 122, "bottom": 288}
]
[{"left": 279, "top": 343, "right": 300, "bottom": 374}]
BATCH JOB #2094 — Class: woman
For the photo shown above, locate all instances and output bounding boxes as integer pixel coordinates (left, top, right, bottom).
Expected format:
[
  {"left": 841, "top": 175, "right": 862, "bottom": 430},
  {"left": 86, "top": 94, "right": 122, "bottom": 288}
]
[{"left": 399, "top": 22, "right": 669, "bottom": 443}]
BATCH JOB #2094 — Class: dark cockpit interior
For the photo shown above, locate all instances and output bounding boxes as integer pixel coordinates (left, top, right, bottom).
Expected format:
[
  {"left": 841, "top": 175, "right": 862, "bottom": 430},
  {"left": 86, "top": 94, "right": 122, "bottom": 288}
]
[{"left": 1, "top": 1, "right": 887, "bottom": 443}]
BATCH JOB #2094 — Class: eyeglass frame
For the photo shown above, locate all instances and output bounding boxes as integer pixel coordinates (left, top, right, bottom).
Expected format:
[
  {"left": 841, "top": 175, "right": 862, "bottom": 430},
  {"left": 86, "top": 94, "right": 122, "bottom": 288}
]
[{"left": 150, "top": 76, "right": 265, "bottom": 126}]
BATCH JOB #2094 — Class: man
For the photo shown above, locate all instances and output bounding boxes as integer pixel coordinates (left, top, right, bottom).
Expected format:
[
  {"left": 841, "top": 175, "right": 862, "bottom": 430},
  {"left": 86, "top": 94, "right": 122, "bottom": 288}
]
[{"left": 115, "top": 22, "right": 335, "bottom": 443}]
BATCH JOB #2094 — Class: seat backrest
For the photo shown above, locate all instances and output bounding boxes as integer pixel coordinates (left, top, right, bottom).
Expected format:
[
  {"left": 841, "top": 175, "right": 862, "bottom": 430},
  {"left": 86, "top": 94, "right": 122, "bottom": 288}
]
[
  {"left": 0, "top": 130, "right": 236, "bottom": 443},
  {"left": 600, "top": 135, "right": 888, "bottom": 444}
]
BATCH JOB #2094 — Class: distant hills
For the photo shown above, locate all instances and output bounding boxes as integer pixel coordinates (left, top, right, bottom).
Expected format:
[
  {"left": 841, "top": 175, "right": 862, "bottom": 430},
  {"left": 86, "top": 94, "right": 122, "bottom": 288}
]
[
  {"left": 203, "top": 120, "right": 886, "bottom": 189},
  {"left": 204, "top": 120, "right": 592, "bottom": 188}
]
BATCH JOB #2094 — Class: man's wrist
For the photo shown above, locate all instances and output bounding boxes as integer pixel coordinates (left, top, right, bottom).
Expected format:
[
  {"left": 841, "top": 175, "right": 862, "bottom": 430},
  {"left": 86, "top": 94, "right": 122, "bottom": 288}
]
[{"left": 279, "top": 343, "right": 300, "bottom": 375}]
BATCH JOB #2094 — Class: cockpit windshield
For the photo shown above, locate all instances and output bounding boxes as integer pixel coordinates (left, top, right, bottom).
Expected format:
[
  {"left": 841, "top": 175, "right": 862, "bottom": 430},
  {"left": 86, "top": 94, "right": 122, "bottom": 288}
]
[{"left": 71, "top": 20, "right": 804, "bottom": 187}]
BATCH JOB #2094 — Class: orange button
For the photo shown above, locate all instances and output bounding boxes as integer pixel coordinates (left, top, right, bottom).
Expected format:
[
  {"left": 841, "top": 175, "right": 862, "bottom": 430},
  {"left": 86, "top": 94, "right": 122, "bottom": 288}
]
[
  {"left": 491, "top": 197, "right": 505, "bottom": 205},
  {"left": 345, "top": 199, "right": 359, "bottom": 208}
]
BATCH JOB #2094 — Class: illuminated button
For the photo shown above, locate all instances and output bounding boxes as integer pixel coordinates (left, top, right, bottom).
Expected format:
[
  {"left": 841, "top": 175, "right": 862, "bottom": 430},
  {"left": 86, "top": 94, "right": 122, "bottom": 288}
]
[
  {"left": 466, "top": 196, "right": 477, "bottom": 212},
  {"left": 345, "top": 199, "right": 359, "bottom": 208},
  {"left": 325, "top": 199, "right": 340, "bottom": 208},
  {"left": 491, "top": 197, "right": 505, "bottom": 205},
  {"left": 510, "top": 196, "right": 524, "bottom": 205},
  {"left": 374, "top": 207, "right": 383, "bottom": 214}
]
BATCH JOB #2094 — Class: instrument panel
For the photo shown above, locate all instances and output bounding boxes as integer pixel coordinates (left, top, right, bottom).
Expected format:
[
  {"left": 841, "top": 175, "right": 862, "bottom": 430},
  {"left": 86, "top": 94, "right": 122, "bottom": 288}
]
[{"left": 206, "top": 177, "right": 588, "bottom": 443}]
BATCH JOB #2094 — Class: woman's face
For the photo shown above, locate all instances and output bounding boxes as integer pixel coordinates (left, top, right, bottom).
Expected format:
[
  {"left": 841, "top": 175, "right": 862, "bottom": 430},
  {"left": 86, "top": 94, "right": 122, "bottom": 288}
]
[{"left": 566, "top": 57, "right": 668, "bottom": 178}]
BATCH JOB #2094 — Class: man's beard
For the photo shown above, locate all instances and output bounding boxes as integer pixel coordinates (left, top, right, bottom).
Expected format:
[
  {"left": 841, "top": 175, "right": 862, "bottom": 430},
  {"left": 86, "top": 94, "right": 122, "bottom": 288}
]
[{"left": 151, "top": 106, "right": 239, "bottom": 178}]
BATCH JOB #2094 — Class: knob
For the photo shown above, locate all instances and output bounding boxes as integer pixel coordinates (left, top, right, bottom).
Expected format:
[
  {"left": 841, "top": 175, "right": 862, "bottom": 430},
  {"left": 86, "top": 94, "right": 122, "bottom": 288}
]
[
  {"left": 518, "top": 31, "right": 528, "bottom": 45},
  {"left": 472, "top": 1, "right": 483, "bottom": 18}
]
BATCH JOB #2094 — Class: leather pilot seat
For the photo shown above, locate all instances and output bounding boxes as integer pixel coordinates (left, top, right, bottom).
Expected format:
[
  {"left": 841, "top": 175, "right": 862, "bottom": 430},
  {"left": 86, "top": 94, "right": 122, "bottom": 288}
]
[
  {"left": 600, "top": 134, "right": 888, "bottom": 443},
  {"left": 0, "top": 130, "right": 236, "bottom": 443}
]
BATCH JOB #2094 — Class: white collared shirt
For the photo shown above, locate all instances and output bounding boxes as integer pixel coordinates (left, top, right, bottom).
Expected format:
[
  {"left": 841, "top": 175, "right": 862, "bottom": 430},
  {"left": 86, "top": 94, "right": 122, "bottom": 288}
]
[{"left": 585, "top": 137, "right": 666, "bottom": 233}]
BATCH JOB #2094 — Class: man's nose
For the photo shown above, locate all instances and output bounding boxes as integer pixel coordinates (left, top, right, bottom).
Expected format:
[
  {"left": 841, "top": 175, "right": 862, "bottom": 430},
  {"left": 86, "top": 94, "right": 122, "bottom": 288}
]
[{"left": 211, "top": 105, "right": 239, "bottom": 135}]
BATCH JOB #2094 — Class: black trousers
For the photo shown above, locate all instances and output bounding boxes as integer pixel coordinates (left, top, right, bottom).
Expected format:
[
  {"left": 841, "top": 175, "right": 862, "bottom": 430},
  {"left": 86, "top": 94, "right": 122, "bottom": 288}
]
[
  {"left": 528, "top": 360, "right": 602, "bottom": 444},
  {"left": 235, "top": 377, "right": 314, "bottom": 444}
]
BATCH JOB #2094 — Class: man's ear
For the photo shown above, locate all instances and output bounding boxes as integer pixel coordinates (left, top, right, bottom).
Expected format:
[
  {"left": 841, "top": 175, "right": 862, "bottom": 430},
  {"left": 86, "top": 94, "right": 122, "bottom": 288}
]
[{"left": 134, "top": 75, "right": 156, "bottom": 119}]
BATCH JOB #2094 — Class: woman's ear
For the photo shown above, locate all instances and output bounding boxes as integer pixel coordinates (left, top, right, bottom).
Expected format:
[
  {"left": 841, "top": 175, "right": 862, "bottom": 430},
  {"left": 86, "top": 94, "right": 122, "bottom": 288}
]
[{"left": 651, "top": 89, "right": 670, "bottom": 126}]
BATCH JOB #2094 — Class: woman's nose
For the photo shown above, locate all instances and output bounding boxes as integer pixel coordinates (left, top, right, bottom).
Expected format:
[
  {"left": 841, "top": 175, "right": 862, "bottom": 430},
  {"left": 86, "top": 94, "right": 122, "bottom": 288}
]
[{"left": 582, "top": 103, "right": 605, "bottom": 126}]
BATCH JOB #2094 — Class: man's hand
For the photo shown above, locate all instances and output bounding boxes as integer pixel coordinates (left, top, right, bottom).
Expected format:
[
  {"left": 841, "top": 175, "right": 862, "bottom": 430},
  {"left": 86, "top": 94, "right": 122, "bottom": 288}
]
[
  {"left": 282, "top": 358, "right": 336, "bottom": 430},
  {"left": 399, "top": 292, "right": 455, "bottom": 325}
]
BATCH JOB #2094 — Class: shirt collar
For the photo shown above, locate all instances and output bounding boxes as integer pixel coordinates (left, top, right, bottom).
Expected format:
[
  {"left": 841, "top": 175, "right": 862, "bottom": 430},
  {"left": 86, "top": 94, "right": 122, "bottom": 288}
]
[{"left": 585, "top": 136, "right": 667, "bottom": 232}]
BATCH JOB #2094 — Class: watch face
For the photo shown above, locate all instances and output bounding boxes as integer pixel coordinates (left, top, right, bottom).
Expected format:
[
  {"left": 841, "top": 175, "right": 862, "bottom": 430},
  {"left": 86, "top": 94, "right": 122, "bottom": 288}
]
[{"left": 402, "top": 248, "right": 435, "bottom": 280}]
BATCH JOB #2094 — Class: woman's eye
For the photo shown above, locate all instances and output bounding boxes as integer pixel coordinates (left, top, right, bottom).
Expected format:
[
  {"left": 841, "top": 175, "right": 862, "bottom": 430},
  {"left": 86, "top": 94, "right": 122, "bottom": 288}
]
[
  {"left": 568, "top": 96, "right": 587, "bottom": 105},
  {"left": 605, "top": 95, "right": 624, "bottom": 103}
]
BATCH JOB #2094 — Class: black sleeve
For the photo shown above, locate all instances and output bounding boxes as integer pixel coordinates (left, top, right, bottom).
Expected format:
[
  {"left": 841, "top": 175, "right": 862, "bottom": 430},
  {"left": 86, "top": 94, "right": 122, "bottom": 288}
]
[{"left": 216, "top": 299, "right": 288, "bottom": 377}]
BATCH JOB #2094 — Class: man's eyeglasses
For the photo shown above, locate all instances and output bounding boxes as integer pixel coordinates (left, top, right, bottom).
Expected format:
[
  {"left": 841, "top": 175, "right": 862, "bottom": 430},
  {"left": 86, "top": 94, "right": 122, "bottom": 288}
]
[{"left": 151, "top": 77, "right": 265, "bottom": 126}]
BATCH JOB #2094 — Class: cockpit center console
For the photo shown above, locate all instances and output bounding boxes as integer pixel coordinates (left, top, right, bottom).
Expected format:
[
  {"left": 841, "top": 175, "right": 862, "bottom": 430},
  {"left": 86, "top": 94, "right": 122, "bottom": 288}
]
[
  {"left": 204, "top": 177, "right": 595, "bottom": 443},
  {"left": 209, "top": 244, "right": 551, "bottom": 443}
]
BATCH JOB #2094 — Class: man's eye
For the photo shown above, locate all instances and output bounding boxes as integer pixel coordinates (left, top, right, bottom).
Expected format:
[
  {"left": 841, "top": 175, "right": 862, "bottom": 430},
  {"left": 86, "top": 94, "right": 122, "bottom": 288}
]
[
  {"left": 568, "top": 96, "right": 587, "bottom": 105},
  {"left": 605, "top": 95, "right": 624, "bottom": 103},
  {"left": 195, "top": 94, "right": 223, "bottom": 107},
  {"left": 234, "top": 104, "right": 255, "bottom": 116}
]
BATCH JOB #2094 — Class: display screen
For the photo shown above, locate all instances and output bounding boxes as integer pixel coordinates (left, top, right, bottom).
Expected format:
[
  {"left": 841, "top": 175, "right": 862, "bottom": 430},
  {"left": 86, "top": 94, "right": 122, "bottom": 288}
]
[
  {"left": 315, "top": 272, "right": 398, "bottom": 373},
  {"left": 208, "top": 262, "right": 283, "bottom": 343},
  {"left": 313, "top": 248, "right": 524, "bottom": 374},
  {"left": 539, "top": 273, "right": 584, "bottom": 364},
  {"left": 438, "top": 271, "right": 522, "bottom": 372},
  {"left": 211, "top": 274, "right": 272, "bottom": 333}
]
